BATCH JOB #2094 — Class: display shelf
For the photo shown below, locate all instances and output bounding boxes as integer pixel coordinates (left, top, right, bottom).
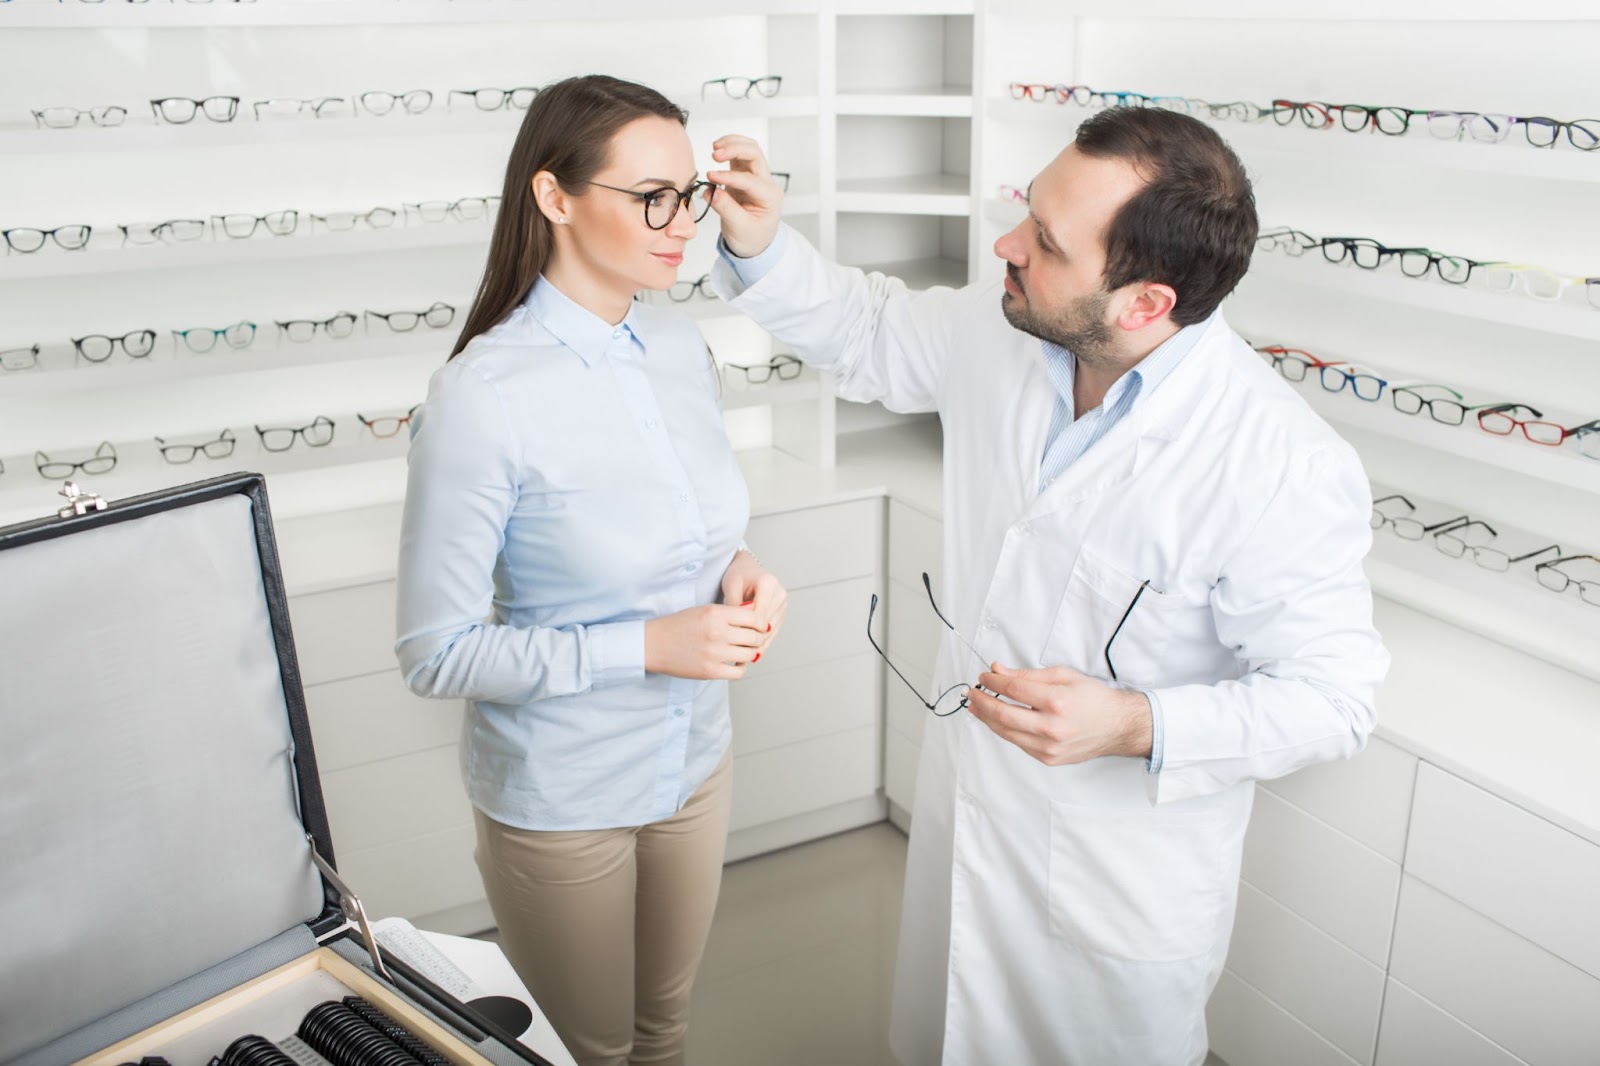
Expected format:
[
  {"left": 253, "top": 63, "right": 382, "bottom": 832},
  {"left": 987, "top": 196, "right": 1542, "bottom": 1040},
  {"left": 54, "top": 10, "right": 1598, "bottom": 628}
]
[
  {"left": 1363, "top": 487, "right": 1600, "bottom": 685},
  {"left": 0, "top": 0, "right": 823, "bottom": 28},
  {"left": 982, "top": 98, "right": 1600, "bottom": 185},
  {"left": 0, "top": 428, "right": 410, "bottom": 530},
  {"left": 719, "top": 369, "right": 822, "bottom": 410},
  {"left": 1245, "top": 253, "right": 1600, "bottom": 343},
  {"left": 835, "top": 90, "right": 973, "bottom": 117},
  {"left": 1291, "top": 376, "right": 1600, "bottom": 496},
  {"left": 0, "top": 220, "right": 493, "bottom": 282},
  {"left": 0, "top": 96, "right": 820, "bottom": 155},
  {"left": 0, "top": 196, "right": 820, "bottom": 282},
  {"left": 853, "top": 255, "right": 969, "bottom": 290},
  {"left": 986, "top": 0, "right": 1600, "bottom": 19},
  {"left": 836, "top": 173, "right": 969, "bottom": 216},
  {"left": 0, "top": 330, "right": 455, "bottom": 400}
]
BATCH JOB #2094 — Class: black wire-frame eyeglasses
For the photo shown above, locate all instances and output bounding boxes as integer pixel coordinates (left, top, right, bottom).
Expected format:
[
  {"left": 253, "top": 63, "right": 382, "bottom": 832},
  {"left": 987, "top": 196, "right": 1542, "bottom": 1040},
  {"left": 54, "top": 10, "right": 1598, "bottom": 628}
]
[{"left": 866, "top": 572, "right": 991, "bottom": 717}]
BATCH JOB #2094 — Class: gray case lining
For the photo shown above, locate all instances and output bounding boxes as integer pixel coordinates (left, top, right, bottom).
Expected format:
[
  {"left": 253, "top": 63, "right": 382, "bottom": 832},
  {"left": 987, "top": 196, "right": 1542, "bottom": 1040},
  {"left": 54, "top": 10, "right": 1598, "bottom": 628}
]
[{"left": 0, "top": 492, "right": 325, "bottom": 1063}]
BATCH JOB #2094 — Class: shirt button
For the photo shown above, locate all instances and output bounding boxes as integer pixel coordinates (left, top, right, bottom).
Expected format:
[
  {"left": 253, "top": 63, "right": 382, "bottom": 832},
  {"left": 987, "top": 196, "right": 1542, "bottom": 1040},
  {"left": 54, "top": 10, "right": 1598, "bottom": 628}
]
[
  {"left": 981, "top": 616, "right": 996, "bottom": 631},
  {"left": 677, "top": 492, "right": 690, "bottom": 503},
  {"left": 684, "top": 561, "right": 699, "bottom": 573},
  {"left": 645, "top": 418, "right": 659, "bottom": 430},
  {"left": 673, "top": 707, "right": 686, "bottom": 718},
  {"left": 612, "top": 330, "right": 623, "bottom": 339}
]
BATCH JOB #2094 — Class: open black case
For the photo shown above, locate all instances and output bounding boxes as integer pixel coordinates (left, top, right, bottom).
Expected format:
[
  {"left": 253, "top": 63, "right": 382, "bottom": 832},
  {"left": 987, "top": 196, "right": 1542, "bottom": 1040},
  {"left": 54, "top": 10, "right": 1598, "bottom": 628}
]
[{"left": 0, "top": 475, "right": 555, "bottom": 1066}]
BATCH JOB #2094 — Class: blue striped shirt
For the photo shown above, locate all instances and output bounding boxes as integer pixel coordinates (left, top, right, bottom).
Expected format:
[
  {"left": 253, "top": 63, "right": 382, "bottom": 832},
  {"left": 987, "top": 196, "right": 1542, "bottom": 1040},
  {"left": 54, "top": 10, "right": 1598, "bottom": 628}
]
[{"left": 1037, "top": 319, "right": 1210, "bottom": 773}]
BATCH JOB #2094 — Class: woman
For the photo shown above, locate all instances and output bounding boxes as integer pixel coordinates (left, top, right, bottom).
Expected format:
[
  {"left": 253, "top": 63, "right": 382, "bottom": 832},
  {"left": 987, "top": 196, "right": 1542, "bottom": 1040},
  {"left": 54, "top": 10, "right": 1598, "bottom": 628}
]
[{"left": 395, "top": 75, "right": 786, "bottom": 1066}]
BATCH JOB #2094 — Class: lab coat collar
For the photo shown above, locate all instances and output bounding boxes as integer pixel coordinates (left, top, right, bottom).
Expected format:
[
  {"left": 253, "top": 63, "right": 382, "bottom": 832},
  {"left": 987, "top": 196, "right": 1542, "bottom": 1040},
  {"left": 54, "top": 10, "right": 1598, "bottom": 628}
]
[
  {"left": 523, "top": 276, "right": 645, "bottom": 367},
  {"left": 1022, "top": 314, "right": 1236, "bottom": 514}
]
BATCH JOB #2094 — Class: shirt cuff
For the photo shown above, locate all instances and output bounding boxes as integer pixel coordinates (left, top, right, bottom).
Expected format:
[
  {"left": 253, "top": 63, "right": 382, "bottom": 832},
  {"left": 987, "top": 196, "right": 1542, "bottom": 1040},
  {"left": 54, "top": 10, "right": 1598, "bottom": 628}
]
[
  {"left": 1143, "top": 689, "right": 1166, "bottom": 774},
  {"left": 588, "top": 619, "right": 646, "bottom": 688},
  {"left": 717, "top": 227, "right": 790, "bottom": 292}
]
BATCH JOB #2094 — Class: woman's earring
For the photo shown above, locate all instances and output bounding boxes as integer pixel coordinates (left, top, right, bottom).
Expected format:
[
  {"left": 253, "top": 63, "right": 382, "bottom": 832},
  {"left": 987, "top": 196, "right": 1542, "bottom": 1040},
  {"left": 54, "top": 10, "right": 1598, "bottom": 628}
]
[{"left": 556, "top": 217, "right": 566, "bottom": 224}]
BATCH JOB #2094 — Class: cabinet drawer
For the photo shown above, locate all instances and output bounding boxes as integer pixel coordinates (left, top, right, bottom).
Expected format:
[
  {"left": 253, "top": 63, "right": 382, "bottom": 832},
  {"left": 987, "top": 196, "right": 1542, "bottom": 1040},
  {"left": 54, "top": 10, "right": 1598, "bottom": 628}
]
[
  {"left": 1226, "top": 883, "right": 1385, "bottom": 1064},
  {"left": 885, "top": 725, "right": 921, "bottom": 814},
  {"left": 1375, "top": 980, "right": 1526, "bottom": 1066},
  {"left": 1407, "top": 763, "right": 1600, "bottom": 981},
  {"left": 320, "top": 744, "right": 471, "bottom": 853},
  {"left": 1207, "top": 970, "right": 1359, "bottom": 1066},
  {"left": 1262, "top": 734, "right": 1416, "bottom": 864},
  {"left": 1389, "top": 875, "right": 1600, "bottom": 1066},
  {"left": 729, "top": 726, "right": 881, "bottom": 833},
  {"left": 336, "top": 823, "right": 482, "bottom": 926},
  {"left": 887, "top": 573, "right": 943, "bottom": 680},
  {"left": 731, "top": 653, "right": 880, "bottom": 757},
  {"left": 1241, "top": 787, "right": 1402, "bottom": 966},
  {"left": 288, "top": 580, "right": 397, "bottom": 686},
  {"left": 888, "top": 498, "right": 942, "bottom": 592},
  {"left": 760, "top": 577, "right": 876, "bottom": 674},
  {"left": 747, "top": 498, "right": 881, "bottom": 591},
  {"left": 304, "top": 670, "right": 463, "bottom": 773}
]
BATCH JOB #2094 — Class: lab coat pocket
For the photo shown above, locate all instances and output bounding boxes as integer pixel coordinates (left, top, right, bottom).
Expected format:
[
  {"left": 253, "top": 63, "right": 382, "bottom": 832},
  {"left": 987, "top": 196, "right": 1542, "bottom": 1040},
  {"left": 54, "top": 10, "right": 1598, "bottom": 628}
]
[
  {"left": 1044, "top": 546, "right": 1220, "bottom": 688},
  {"left": 1047, "top": 799, "right": 1227, "bottom": 962}
]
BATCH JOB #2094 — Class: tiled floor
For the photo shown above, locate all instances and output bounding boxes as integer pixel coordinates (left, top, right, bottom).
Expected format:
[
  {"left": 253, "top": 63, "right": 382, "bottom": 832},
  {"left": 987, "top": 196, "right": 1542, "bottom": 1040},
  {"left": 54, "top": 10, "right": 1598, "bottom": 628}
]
[{"left": 686, "top": 823, "right": 908, "bottom": 1066}]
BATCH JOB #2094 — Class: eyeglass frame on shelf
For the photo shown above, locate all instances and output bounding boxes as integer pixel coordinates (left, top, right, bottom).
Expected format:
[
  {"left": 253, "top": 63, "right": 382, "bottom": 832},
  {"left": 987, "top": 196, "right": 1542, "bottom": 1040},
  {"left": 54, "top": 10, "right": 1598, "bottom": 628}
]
[
  {"left": 722, "top": 354, "right": 802, "bottom": 385},
  {"left": 35, "top": 441, "right": 117, "bottom": 480},
  {"left": 155, "top": 429, "right": 237, "bottom": 464},
  {"left": 1534, "top": 556, "right": 1600, "bottom": 607},
  {"left": 701, "top": 76, "right": 782, "bottom": 100}
]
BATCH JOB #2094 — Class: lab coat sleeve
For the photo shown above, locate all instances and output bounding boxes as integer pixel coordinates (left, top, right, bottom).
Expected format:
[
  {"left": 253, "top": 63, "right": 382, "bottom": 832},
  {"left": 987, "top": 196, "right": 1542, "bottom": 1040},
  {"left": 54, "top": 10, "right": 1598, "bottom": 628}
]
[
  {"left": 1149, "top": 443, "right": 1390, "bottom": 804},
  {"left": 394, "top": 359, "right": 645, "bottom": 703},
  {"left": 710, "top": 224, "right": 963, "bottom": 414}
]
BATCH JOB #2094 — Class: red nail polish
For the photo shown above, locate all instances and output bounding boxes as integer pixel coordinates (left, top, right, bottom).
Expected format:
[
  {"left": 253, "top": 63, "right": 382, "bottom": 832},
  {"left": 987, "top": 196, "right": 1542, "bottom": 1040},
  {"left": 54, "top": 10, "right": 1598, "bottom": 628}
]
[
  {"left": 766, "top": 623, "right": 772, "bottom": 633},
  {"left": 753, "top": 653, "right": 761, "bottom": 663},
  {"left": 741, "top": 600, "right": 755, "bottom": 607}
]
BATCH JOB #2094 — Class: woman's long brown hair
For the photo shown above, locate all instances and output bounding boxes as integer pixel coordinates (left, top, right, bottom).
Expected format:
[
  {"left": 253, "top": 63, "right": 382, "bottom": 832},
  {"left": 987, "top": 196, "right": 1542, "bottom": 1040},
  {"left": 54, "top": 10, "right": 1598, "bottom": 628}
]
[{"left": 449, "top": 75, "right": 688, "bottom": 359}]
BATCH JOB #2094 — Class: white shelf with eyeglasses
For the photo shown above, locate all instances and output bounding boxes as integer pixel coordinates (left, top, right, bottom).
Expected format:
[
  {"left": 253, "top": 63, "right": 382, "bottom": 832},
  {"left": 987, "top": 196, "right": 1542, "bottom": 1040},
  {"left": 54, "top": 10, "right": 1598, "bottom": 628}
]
[
  {"left": 1364, "top": 482, "right": 1600, "bottom": 685},
  {"left": 0, "top": 0, "right": 826, "bottom": 29},
  {"left": 983, "top": 96, "right": 1600, "bottom": 185},
  {"left": 0, "top": 216, "right": 495, "bottom": 281},
  {"left": 1274, "top": 365, "right": 1600, "bottom": 496},
  {"left": 984, "top": 0, "right": 1600, "bottom": 19},
  {"left": 1241, "top": 252, "right": 1600, "bottom": 343},
  {"left": 0, "top": 327, "right": 463, "bottom": 400},
  {"left": 0, "top": 194, "right": 826, "bottom": 282},
  {"left": 0, "top": 95, "right": 825, "bottom": 154}
]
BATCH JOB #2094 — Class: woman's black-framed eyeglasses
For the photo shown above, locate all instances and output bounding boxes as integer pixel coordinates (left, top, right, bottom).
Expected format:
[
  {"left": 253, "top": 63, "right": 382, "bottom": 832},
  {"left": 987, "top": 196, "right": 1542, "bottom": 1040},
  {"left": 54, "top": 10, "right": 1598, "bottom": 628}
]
[
  {"left": 866, "top": 572, "right": 991, "bottom": 718},
  {"left": 582, "top": 180, "right": 715, "bottom": 230}
]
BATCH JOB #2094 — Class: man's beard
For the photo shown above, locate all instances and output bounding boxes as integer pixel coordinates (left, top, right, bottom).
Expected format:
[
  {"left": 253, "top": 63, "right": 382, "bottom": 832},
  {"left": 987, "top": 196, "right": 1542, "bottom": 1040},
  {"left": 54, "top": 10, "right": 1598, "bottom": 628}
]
[{"left": 1001, "top": 264, "right": 1116, "bottom": 369}]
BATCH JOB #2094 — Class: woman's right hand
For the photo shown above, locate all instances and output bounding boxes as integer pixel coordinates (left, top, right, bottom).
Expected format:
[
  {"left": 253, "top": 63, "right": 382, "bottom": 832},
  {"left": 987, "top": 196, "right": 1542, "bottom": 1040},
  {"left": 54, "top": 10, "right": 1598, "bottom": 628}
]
[{"left": 644, "top": 604, "right": 767, "bottom": 680}]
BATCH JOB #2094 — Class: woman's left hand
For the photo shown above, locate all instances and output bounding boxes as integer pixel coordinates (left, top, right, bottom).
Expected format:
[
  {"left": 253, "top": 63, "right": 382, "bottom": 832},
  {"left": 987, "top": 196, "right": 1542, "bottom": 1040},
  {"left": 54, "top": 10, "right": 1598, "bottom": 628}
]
[{"left": 720, "top": 550, "right": 787, "bottom": 660}]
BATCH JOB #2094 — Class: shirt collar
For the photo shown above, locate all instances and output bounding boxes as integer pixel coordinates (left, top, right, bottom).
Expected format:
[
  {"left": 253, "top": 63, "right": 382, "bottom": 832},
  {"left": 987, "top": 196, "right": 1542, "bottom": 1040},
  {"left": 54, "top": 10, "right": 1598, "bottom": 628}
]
[
  {"left": 1041, "top": 311, "right": 1213, "bottom": 410},
  {"left": 523, "top": 276, "right": 645, "bottom": 367}
]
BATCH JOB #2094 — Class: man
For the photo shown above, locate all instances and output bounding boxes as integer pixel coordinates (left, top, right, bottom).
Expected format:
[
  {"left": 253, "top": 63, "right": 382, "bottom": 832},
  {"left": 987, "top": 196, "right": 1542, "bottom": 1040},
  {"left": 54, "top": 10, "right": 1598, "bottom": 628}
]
[{"left": 705, "top": 107, "right": 1390, "bottom": 1065}]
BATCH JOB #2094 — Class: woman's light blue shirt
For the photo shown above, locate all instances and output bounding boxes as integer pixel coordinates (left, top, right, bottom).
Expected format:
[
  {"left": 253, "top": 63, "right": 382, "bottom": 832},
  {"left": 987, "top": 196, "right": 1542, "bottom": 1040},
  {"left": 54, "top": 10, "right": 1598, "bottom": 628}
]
[{"left": 396, "top": 278, "right": 749, "bottom": 831}]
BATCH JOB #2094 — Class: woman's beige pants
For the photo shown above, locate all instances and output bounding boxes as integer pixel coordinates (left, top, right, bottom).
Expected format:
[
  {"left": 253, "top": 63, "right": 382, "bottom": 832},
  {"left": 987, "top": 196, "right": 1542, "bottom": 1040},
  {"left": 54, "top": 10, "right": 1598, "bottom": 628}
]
[{"left": 473, "top": 752, "right": 733, "bottom": 1066}]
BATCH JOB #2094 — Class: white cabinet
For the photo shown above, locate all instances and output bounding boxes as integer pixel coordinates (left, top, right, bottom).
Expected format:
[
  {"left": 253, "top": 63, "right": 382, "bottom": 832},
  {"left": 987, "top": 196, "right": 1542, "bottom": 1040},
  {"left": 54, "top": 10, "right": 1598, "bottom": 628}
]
[
  {"left": 1388, "top": 876, "right": 1600, "bottom": 1066},
  {"left": 1214, "top": 742, "right": 1600, "bottom": 1066}
]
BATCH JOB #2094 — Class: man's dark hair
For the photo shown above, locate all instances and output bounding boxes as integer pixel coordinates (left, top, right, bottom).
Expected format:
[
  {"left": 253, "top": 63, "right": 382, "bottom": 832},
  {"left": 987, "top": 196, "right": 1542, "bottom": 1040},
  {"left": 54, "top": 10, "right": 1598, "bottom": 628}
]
[{"left": 1073, "top": 107, "right": 1258, "bottom": 326}]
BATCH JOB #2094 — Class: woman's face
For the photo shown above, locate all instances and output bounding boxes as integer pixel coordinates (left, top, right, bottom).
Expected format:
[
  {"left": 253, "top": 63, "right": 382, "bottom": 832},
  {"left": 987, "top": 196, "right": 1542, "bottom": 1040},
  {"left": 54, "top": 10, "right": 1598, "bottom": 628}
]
[{"left": 559, "top": 115, "right": 703, "bottom": 298}]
